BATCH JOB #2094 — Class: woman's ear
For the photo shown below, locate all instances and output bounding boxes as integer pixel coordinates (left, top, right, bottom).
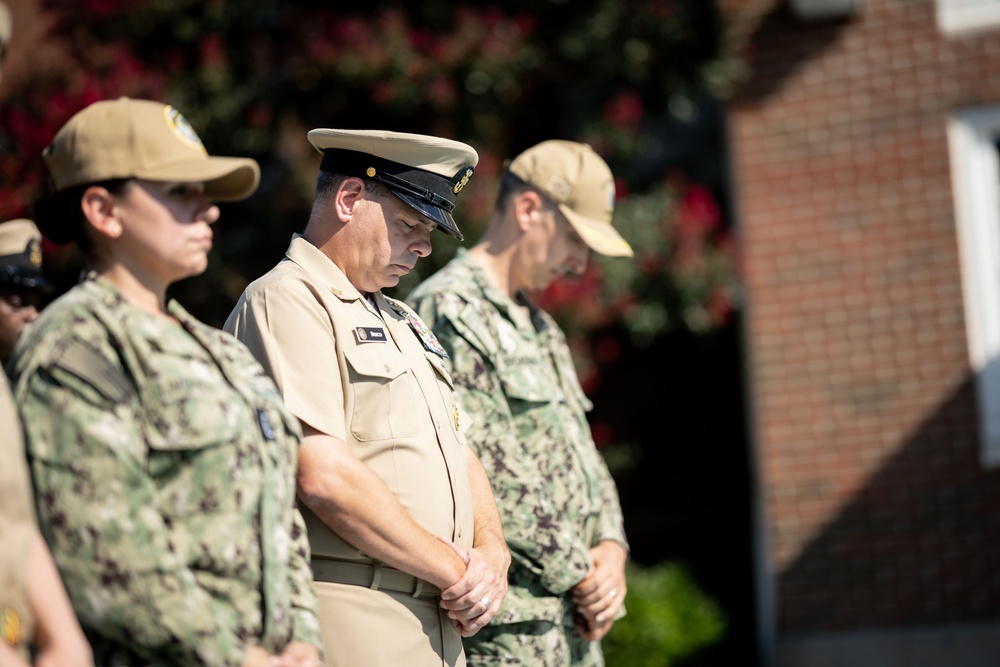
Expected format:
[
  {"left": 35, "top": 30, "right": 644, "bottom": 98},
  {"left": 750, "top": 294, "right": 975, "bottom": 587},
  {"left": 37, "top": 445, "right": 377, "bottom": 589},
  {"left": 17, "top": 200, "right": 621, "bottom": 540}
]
[
  {"left": 80, "top": 185, "right": 123, "bottom": 239},
  {"left": 513, "top": 190, "right": 546, "bottom": 233},
  {"left": 332, "top": 177, "right": 365, "bottom": 224}
]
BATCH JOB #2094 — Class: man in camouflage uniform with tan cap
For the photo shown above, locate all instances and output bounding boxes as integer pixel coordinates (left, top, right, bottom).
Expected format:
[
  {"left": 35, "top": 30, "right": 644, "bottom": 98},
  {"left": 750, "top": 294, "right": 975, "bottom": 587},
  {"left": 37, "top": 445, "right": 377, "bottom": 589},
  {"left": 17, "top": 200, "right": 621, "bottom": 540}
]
[
  {"left": 0, "top": 219, "right": 47, "bottom": 369},
  {"left": 408, "top": 140, "right": 633, "bottom": 666}
]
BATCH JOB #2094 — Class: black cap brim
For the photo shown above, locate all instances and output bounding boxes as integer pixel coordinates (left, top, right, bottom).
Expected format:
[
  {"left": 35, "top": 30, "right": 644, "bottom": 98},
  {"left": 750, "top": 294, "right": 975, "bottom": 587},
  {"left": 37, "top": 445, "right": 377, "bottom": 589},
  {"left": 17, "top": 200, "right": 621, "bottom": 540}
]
[
  {"left": 0, "top": 272, "right": 48, "bottom": 289},
  {"left": 391, "top": 190, "right": 464, "bottom": 241}
]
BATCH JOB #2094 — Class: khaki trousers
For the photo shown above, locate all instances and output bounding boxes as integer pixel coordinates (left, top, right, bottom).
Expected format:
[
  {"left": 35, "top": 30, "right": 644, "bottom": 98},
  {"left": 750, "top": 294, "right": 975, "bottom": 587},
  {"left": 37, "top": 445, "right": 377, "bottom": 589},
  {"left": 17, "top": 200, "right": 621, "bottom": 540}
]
[{"left": 314, "top": 580, "right": 466, "bottom": 667}]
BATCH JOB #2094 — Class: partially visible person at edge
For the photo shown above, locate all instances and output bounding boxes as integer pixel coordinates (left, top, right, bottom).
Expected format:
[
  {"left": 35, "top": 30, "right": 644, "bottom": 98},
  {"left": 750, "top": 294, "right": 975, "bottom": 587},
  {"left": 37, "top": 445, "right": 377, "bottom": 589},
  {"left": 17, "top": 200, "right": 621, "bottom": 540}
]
[
  {"left": 0, "top": 3, "right": 93, "bottom": 666},
  {"left": 0, "top": 219, "right": 47, "bottom": 370},
  {"left": 224, "top": 129, "right": 510, "bottom": 667},
  {"left": 8, "top": 97, "right": 323, "bottom": 667},
  {"left": 1, "top": 215, "right": 91, "bottom": 658},
  {"left": 408, "top": 140, "right": 632, "bottom": 666}
]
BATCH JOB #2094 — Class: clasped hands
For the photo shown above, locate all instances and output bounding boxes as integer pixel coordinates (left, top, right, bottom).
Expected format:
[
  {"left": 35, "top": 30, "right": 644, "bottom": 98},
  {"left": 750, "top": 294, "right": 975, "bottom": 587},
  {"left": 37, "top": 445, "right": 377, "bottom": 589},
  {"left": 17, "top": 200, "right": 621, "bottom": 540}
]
[
  {"left": 437, "top": 536, "right": 510, "bottom": 637},
  {"left": 571, "top": 540, "right": 628, "bottom": 641}
]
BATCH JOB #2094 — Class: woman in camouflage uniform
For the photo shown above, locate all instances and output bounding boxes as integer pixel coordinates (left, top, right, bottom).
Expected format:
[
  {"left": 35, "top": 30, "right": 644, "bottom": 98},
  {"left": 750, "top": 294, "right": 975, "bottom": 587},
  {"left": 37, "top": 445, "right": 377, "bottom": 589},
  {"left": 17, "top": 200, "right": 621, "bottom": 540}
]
[{"left": 8, "top": 98, "right": 323, "bottom": 667}]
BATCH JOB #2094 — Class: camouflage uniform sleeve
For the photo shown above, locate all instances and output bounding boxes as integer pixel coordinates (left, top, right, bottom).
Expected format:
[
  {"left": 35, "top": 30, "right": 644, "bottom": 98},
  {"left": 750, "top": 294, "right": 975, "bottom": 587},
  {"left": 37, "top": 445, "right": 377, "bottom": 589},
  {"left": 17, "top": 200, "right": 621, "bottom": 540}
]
[
  {"left": 287, "top": 487, "right": 324, "bottom": 652},
  {"left": 19, "top": 361, "right": 249, "bottom": 667},
  {"left": 593, "top": 453, "right": 629, "bottom": 552},
  {"left": 263, "top": 395, "right": 321, "bottom": 653},
  {"left": 546, "top": 320, "right": 629, "bottom": 554},
  {"left": 414, "top": 296, "right": 593, "bottom": 594}
]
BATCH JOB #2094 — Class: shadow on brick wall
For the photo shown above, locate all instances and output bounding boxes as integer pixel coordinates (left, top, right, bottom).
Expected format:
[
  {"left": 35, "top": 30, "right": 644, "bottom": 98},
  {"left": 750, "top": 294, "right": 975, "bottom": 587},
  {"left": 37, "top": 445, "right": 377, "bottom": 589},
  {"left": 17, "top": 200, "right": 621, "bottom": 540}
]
[
  {"left": 731, "top": 4, "right": 855, "bottom": 107},
  {"left": 778, "top": 371, "right": 1000, "bottom": 635}
]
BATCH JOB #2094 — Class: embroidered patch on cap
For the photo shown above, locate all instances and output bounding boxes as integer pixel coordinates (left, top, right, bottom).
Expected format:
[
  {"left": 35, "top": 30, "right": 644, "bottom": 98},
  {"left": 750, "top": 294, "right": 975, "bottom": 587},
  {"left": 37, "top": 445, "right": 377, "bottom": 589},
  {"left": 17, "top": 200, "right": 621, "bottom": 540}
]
[
  {"left": 546, "top": 175, "right": 571, "bottom": 201},
  {"left": 164, "top": 105, "right": 207, "bottom": 153}
]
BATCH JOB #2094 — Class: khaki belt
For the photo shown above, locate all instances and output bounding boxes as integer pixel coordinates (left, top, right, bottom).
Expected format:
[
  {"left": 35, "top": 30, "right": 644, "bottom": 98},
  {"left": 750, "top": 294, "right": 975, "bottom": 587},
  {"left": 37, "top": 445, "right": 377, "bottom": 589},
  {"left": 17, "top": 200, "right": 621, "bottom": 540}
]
[{"left": 311, "top": 559, "right": 441, "bottom": 599}]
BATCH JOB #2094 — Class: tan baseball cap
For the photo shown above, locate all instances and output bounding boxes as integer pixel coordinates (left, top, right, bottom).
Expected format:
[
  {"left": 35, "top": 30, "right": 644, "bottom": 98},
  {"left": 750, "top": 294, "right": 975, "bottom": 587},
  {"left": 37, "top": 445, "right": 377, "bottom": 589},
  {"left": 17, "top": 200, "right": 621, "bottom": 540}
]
[
  {"left": 43, "top": 97, "right": 260, "bottom": 202},
  {"left": 308, "top": 128, "right": 478, "bottom": 241},
  {"left": 507, "top": 140, "right": 633, "bottom": 257}
]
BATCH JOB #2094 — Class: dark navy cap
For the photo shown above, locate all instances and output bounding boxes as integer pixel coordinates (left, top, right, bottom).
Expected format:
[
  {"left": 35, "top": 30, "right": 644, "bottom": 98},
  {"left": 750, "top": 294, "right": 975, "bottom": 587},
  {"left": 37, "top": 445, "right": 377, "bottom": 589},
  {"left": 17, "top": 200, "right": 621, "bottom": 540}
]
[
  {"left": 0, "top": 219, "right": 46, "bottom": 288},
  {"left": 307, "top": 128, "right": 478, "bottom": 241}
]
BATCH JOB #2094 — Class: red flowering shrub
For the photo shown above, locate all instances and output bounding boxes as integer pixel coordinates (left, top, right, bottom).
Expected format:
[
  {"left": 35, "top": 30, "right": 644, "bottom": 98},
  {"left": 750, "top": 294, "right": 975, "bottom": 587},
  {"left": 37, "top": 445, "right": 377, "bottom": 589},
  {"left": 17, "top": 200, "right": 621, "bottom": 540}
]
[
  {"left": 3, "top": 0, "right": 742, "bottom": 337},
  {"left": 538, "top": 176, "right": 739, "bottom": 337}
]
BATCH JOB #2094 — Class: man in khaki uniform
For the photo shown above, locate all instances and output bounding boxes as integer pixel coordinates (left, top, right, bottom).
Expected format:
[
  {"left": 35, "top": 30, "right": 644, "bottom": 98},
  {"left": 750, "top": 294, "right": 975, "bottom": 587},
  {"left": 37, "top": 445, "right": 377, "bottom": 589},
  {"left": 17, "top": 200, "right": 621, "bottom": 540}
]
[
  {"left": 0, "top": 219, "right": 46, "bottom": 368},
  {"left": 225, "top": 129, "right": 509, "bottom": 667}
]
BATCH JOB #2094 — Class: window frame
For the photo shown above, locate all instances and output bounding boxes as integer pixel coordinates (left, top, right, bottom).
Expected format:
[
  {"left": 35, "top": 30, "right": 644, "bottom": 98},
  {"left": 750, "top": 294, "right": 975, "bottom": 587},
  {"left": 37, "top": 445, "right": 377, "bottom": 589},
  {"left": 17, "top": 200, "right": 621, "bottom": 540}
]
[
  {"left": 937, "top": 0, "right": 1000, "bottom": 34},
  {"left": 948, "top": 106, "right": 1000, "bottom": 468}
]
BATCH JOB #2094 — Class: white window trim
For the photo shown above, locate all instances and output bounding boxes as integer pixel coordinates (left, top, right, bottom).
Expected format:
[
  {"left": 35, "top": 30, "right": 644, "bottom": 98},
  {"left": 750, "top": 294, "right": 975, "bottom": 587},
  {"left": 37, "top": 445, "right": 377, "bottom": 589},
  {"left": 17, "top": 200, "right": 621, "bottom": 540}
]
[
  {"left": 937, "top": 0, "right": 1000, "bottom": 35},
  {"left": 948, "top": 107, "right": 1000, "bottom": 468}
]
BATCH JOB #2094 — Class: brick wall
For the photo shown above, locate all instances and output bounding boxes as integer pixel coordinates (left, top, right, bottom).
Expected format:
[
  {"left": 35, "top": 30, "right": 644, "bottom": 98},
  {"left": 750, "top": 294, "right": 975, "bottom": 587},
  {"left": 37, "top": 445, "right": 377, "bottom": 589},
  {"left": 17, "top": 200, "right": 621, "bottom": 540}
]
[{"left": 727, "top": 0, "right": 1000, "bottom": 635}]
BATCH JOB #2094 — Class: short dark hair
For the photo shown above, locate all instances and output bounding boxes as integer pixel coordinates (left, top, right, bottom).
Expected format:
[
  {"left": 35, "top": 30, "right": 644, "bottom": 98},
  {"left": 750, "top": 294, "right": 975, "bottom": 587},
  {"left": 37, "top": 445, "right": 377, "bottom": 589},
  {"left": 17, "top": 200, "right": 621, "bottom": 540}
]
[
  {"left": 33, "top": 179, "right": 133, "bottom": 258},
  {"left": 495, "top": 170, "right": 558, "bottom": 216},
  {"left": 314, "top": 170, "right": 391, "bottom": 205}
]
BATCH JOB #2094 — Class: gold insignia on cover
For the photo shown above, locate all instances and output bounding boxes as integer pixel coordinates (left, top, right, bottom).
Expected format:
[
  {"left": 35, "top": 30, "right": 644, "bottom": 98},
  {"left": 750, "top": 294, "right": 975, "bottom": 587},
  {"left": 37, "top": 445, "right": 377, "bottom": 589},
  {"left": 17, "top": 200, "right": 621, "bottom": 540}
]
[
  {"left": 367, "top": 167, "right": 377, "bottom": 177},
  {"left": 28, "top": 239, "right": 41, "bottom": 267},
  {"left": 452, "top": 167, "right": 473, "bottom": 194}
]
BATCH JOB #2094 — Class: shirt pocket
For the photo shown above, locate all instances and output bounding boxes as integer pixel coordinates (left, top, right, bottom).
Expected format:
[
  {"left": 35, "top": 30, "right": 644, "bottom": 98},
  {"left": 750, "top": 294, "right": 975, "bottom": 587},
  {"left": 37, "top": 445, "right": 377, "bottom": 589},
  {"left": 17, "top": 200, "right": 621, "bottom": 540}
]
[
  {"left": 493, "top": 353, "right": 564, "bottom": 452},
  {"left": 344, "top": 345, "right": 420, "bottom": 442},
  {"left": 142, "top": 377, "right": 247, "bottom": 517},
  {"left": 495, "top": 353, "right": 558, "bottom": 406}
]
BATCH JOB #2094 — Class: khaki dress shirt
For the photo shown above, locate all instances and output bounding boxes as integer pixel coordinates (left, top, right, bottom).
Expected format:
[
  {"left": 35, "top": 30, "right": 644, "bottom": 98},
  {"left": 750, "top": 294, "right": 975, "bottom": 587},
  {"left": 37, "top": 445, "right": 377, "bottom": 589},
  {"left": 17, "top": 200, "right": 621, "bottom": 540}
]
[{"left": 225, "top": 234, "right": 474, "bottom": 666}]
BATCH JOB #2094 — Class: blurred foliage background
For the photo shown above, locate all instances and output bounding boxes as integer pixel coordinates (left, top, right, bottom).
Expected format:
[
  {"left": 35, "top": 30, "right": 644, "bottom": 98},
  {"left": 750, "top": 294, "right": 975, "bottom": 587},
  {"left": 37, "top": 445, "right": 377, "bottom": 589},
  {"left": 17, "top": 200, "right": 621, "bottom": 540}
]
[
  {"left": 603, "top": 562, "right": 727, "bottom": 667},
  {"left": 1, "top": 1, "right": 754, "bottom": 663}
]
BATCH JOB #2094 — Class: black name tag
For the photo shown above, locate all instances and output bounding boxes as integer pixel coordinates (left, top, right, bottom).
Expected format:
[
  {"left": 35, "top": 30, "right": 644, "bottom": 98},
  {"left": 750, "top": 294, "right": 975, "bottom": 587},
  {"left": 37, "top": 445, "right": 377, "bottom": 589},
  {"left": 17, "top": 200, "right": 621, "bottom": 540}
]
[{"left": 354, "top": 326, "right": 387, "bottom": 343}]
